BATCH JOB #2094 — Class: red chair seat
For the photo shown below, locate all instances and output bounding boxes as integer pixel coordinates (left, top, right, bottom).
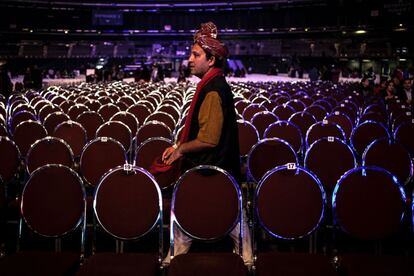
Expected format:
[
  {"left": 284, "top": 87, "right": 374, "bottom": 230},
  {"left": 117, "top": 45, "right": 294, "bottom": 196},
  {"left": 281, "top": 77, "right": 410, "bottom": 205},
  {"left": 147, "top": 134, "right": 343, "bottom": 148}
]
[
  {"left": 76, "top": 252, "right": 159, "bottom": 276},
  {"left": 169, "top": 252, "right": 247, "bottom": 276},
  {"left": 0, "top": 251, "right": 80, "bottom": 276},
  {"left": 255, "top": 252, "right": 336, "bottom": 276}
]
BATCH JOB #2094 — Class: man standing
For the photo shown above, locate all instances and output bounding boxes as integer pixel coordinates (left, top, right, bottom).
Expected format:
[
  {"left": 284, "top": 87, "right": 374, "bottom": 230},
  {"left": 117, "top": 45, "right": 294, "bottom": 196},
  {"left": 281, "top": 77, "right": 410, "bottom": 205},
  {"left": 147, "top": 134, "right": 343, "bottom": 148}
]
[
  {"left": 162, "top": 22, "right": 240, "bottom": 182},
  {"left": 161, "top": 21, "right": 252, "bottom": 266},
  {"left": 398, "top": 78, "right": 412, "bottom": 105}
]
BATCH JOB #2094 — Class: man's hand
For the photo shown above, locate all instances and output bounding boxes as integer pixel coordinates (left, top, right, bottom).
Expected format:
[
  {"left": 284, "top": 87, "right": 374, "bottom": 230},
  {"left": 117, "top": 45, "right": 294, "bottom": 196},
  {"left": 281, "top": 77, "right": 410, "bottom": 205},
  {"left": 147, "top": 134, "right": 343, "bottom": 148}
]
[
  {"left": 162, "top": 146, "right": 183, "bottom": 165},
  {"left": 162, "top": 146, "right": 175, "bottom": 162}
]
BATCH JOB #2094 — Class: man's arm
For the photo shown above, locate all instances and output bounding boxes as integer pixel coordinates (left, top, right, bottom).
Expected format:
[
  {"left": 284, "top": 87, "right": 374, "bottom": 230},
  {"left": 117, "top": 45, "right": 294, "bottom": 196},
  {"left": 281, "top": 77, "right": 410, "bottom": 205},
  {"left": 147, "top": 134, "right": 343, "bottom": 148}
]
[
  {"left": 163, "top": 139, "right": 216, "bottom": 165},
  {"left": 162, "top": 91, "right": 223, "bottom": 165}
]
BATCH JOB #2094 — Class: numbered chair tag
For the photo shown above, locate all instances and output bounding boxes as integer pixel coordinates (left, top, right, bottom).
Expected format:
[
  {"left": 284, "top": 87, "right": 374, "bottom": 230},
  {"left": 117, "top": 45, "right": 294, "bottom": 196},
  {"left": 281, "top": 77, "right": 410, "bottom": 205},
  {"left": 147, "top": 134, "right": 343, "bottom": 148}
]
[
  {"left": 123, "top": 163, "right": 132, "bottom": 172},
  {"left": 287, "top": 163, "right": 297, "bottom": 170}
]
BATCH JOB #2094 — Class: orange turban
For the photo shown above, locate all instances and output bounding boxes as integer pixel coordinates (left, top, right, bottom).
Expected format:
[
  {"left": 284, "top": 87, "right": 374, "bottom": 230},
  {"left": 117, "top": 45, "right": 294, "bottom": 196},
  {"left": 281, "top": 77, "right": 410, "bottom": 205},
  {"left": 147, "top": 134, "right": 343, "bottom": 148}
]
[{"left": 193, "top": 22, "right": 229, "bottom": 59}]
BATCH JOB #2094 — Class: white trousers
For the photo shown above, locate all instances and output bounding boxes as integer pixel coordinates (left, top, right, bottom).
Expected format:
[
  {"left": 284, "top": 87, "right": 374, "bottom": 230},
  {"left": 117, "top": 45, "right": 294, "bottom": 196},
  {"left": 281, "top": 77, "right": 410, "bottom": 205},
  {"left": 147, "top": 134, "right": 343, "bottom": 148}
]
[{"left": 164, "top": 209, "right": 253, "bottom": 266}]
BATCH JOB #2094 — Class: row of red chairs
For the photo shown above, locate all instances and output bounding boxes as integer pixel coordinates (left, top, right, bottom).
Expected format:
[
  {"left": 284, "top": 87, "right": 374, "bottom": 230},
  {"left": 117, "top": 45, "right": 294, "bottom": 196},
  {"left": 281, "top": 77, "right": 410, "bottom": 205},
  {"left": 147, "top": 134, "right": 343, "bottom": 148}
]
[{"left": 0, "top": 163, "right": 412, "bottom": 275}]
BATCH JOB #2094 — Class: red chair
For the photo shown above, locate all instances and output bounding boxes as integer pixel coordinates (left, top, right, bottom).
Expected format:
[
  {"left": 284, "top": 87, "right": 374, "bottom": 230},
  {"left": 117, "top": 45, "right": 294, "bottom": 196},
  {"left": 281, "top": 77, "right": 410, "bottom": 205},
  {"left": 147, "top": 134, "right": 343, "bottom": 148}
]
[
  {"left": 169, "top": 165, "right": 247, "bottom": 276},
  {"left": 96, "top": 121, "right": 132, "bottom": 154},
  {"left": 158, "top": 103, "right": 181, "bottom": 123},
  {"left": 254, "top": 165, "right": 335, "bottom": 276},
  {"left": 242, "top": 104, "right": 267, "bottom": 122},
  {"left": 13, "top": 120, "right": 48, "bottom": 158},
  {"left": 304, "top": 104, "right": 328, "bottom": 122},
  {"left": 247, "top": 138, "right": 298, "bottom": 183},
  {"left": 286, "top": 99, "right": 306, "bottom": 112},
  {"left": 0, "top": 124, "right": 6, "bottom": 136},
  {"left": 332, "top": 166, "right": 410, "bottom": 275},
  {"left": 0, "top": 165, "right": 86, "bottom": 276},
  {"left": 80, "top": 137, "right": 127, "bottom": 187},
  {"left": 9, "top": 110, "right": 37, "bottom": 134},
  {"left": 145, "top": 111, "right": 177, "bottom": 134},
  {"left": 38, "top": 104, "right": 62, "bottom": 122},
  {"left": 127, "top": 104, "right": 152, "bottom": 125},
  {"left": 0, "top": 136, "right": 21, "bottom": 183},
  {"left": 305, "top": 120, "right": 346, "bottom": 149},
  {"left": 43, "top": 111, "right": 71, "bottom": 135},
  {"left": 394, "top": 121, "right": 414, "bottom": 156},
  {"left": 53, "top": 121, "right": 88, "bottom": 159},
  {"left": 237, "top": 119, "right": 260, "bottom": 158},
  {"left": 264, "top": 121, "right": 303, "bottom": 155},
  {"left": 68, "top": 104, "right": 90, "bottom": 121},
  {"left": 288, "top": 111, "right": 316, "bottom": 141},
  {"left": 26, "top": 136, "right": 74, "bottom": 175},
  {"left": 98, "top": 103, "right": 121, "bottom": 121},
  {"left": 76, "top": 111, "right": 105, "bottom": 142},
  {"left": 110, "top": 111, "right": 140, "bottom": 138},
  {"left": 76, "top": 165, "right": 163, "bottom": 276},
  {"left": 350, "top": 121, "right": 390, "bottom": 158},
  {"left": 134, "top": 137, "right": 178, "bottom": 189},
  {"left": 304, "top": 137, "right": 356, "bottom": 193},
  {"left": 325, "top": 111, "right": 354, "bottom": 141},
  {"left": 362, "top": 138, "right": 413, "bottom": 186},
  {"left": 250, "top": 111, "right": 278, "bottom": 139},
  {"left": 135, "top": 120, "right": 172, "bottom": 147}
]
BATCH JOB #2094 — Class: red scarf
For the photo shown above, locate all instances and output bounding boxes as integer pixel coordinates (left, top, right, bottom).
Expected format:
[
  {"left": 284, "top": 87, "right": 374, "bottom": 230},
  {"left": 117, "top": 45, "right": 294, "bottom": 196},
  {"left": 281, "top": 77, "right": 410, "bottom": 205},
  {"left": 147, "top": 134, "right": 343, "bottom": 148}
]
[
  {"left": 149, "top": 67, "right": 223, "bottom": 175},
  {"left": 180, "top": 67, "right": 224, "bottom": 143}
]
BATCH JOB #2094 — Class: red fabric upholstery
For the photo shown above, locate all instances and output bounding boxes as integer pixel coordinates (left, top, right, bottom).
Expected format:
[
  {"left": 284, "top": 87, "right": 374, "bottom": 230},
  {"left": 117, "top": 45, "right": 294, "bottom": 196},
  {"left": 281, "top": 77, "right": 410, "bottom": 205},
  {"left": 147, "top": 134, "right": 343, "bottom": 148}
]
[
  {"left": 135, "top": 122, "right": 172, "bottom": 147},
  {"left": 54, "top": 121, "right": 87, "bottom": 158},
  {"left": 337, "top": 254, "right": 412, "bottom": 276},
  {"left": 76, "top": 111, "right": 104, "bottom": 141},
  {"left": 22, "top": 165, "right": 84, "bottom": 236},
  {"left": 0, "top": 251, "right": 80, "bottom": 276},
  {"left": 0, "top": 136, "right": 20, "bottom": 182},
  {"left": 13, "top": 120, "right": 47, "bottom": 157},
  {"left": 168, "top": 252, "right": 247, "bottom": 276},
  {"left": 174, "top": 168, "right": 239, "bottom": 239},
  {"left": 80, "top": 138, "right": 126, "bottom": 187},
  {"left": 94, "top": 168, "right": 160, "bottom": 239},
  {"left": 363, "top": 138, "right": 412, "bottom": 185},
  {"left": 333, "top": 167, "right": 405, "bottom": 240},
  {"left": 76, "top": 252, "right": 159, "bottom": 276},
  {"left": 255, "top": 252, "right": 336, "bottom": 276},
  {"left": 350, "top": 121, "right": 390, "bottom": 157},
  {"left": 26, "top": 137, "right": 74, "bottom": 175},
  {"left": 135, "top": 138, "right": 178, "bottom": 189},
  {"left": 305, "top": 138, "right": 355, "bottom": 192},
  {"left": 256, "top": 167, "right": 324, "bottom": 239},
  {"left": 44, "top": 111, "right": 71, "bottom": 135},
  {"left": 248, "top": 139, "right": 297, "bottom": 183},
  {"left": 237, "top": 120, "right": 259, "bottom": 157},
  {"left": 96, "top": 121, "right": 132, "bottom": 152}
]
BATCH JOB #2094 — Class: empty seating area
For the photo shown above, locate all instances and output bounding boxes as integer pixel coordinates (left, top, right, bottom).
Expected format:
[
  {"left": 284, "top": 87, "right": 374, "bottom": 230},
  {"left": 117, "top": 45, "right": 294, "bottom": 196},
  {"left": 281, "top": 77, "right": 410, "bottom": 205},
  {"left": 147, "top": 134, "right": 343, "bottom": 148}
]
[{"left": 0, "top": 79, "right": 414, "bottom": 275}]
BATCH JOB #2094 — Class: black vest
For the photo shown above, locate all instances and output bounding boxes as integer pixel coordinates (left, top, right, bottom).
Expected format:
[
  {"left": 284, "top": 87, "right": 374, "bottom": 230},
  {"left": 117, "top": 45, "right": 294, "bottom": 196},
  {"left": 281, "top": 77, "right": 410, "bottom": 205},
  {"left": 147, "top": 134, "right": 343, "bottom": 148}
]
[{"left": 184, "top": 75, "right": 241, "bottom": 183}]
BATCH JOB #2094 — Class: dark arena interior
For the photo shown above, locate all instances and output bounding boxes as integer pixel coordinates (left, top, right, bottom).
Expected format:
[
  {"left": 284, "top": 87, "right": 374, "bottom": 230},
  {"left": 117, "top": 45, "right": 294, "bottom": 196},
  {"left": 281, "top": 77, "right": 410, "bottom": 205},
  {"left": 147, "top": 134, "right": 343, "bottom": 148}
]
[{"left": 0, "top": 0, "right": 414, "bottom": 275}]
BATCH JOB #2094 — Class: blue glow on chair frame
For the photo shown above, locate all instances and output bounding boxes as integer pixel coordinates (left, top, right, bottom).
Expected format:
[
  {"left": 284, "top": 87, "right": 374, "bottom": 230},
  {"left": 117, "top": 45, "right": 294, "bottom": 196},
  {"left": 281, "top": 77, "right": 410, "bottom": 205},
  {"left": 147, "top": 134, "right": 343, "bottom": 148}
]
[
  {"left": 170, "top": 165, "right": 243, "bottom": 259},
  {"left": 331, "top": 165, "right": 406, "bottom": 230},
  {"left": 254, "top": 164, "right": 327, "bottom": 240}
]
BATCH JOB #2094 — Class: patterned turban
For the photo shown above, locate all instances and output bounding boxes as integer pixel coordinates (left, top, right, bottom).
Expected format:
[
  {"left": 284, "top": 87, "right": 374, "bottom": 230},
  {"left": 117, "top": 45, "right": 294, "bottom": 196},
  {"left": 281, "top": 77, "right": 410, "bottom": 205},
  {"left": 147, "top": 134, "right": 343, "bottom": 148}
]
[{"left": 193, "top": 22, "right": 229, "bottom": 59}]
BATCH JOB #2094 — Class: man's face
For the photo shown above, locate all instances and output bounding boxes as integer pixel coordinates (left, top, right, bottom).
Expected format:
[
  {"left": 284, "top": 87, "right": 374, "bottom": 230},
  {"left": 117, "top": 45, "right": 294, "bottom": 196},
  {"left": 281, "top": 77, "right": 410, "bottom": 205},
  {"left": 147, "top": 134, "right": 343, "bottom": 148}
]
[
  {"left": 188, "top": 44, "right": 213, "bottom": 78},
  {"left": 403, "top": 79, "right": 412, "bottom": 90}
]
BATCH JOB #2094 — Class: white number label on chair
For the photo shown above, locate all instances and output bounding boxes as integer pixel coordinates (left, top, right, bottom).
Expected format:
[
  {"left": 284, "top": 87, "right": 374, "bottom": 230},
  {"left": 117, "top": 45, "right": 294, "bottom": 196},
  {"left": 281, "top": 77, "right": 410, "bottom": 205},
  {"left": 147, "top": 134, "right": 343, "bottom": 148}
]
[
  {"left": 287, "top": 163, "right": 296, "bottom": 170},
  {"left": 328, "top": 136, "right": 334, "bottom": 142},
  {"left": 323, "top": 119, "right": 328, "bottom": 125},
  {"left": 123, "top": 163, "right": 132, "bottom": 172},
  {"left": 101, "top": 137, "right": 108, "bottom": 142},
  {"left": 406, "top": 112, "right": 411, "bottom": 116}
]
